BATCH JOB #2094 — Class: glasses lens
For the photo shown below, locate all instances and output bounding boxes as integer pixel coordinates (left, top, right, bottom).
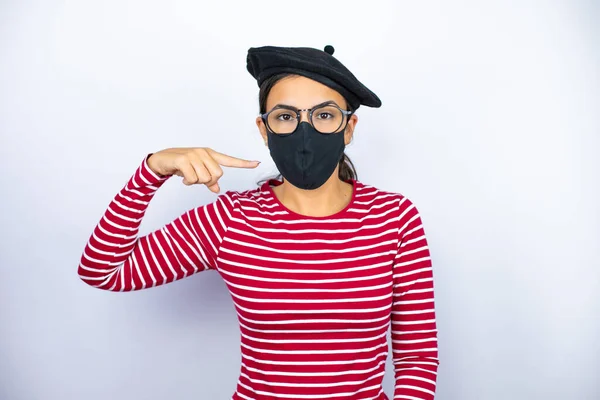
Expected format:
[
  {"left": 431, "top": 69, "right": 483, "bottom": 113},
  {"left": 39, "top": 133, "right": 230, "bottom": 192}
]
[
  {"left": 311, "top": 105, "right": 344, "bottom": 134},
  {"left": 267, "top": 108, "right": 298, "bottom": 134}
]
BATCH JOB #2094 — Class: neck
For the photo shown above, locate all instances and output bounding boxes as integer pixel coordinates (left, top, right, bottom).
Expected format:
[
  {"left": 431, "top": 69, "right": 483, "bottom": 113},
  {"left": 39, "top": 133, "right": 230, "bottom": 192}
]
[{"left": 273, "top": 170, "right": 354, "bottom": 217}]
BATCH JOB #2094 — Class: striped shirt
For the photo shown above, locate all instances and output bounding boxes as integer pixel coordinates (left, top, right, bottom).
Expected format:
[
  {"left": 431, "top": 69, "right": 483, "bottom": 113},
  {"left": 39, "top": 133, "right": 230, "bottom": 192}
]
[{"left": 78, "top": 157, "right": 439, "bottom": 399}]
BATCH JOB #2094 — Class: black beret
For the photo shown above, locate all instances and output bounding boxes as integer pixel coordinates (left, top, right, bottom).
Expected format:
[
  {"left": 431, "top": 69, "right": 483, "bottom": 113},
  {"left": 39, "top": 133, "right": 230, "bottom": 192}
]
[{"left": 246, "top": 45, "right": 382, "bottom": 110}]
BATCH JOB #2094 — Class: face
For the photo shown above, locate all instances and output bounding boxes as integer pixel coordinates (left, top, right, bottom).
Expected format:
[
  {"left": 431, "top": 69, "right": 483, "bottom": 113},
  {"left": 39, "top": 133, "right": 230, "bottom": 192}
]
[{"left": 255, "top": 75, "right": 358, "bottom": 146}]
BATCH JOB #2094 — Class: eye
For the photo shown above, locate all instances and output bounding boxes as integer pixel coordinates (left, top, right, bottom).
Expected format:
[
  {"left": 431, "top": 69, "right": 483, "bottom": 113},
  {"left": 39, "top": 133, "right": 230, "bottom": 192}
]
[
  {"left": 274, "top": 111, "right": 296, "bottom": 121},
  {"left": 316, "top": 112, "right": 333, "bottom": 120}
]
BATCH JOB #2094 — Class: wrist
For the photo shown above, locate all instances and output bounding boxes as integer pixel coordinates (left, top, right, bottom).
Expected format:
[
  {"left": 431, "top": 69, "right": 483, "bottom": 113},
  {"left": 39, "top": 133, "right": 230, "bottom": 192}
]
[
  {"left": 146, "top": 154, "right": 171, "bottom": 180},
  {"left": 146, "top": 153, "right": 164, "bottom": 176}
]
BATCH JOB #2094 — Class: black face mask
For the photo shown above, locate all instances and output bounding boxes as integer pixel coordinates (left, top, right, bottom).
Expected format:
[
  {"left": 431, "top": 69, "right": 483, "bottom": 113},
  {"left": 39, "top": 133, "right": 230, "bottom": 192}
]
[{"left": 267, "top": 122, "right": 346, "bottom": 190}]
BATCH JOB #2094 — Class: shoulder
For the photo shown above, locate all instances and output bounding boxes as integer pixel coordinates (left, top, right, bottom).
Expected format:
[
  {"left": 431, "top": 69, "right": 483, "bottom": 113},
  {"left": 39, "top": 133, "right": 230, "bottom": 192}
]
[
  {"left": 353, "top": 180, "right": 425, "bottom": 227},
  {"left": 218, "top": 183, "right": 274, "bottom": 211},
  {"left": 354, "top": 180, "right": 417, "bottom": 210}
]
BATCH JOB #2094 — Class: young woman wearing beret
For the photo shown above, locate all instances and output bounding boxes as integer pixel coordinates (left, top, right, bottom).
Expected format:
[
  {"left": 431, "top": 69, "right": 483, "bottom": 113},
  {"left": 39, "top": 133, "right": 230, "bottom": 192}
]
[{"left": 78, "top": 45, "right": 439, "bottom": 400}]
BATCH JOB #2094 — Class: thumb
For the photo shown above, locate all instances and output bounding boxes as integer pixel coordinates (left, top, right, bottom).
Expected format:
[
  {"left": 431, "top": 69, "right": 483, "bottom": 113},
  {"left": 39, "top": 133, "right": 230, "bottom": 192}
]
[{"left": 206, "top": 182, "right": 220, "bottom": 193}]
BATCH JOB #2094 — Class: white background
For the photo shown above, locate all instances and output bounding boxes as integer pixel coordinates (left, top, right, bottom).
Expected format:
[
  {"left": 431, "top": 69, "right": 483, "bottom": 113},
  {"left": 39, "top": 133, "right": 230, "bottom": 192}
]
[{"left": 1, "top": 1, "right": 598, "bottom": 399}]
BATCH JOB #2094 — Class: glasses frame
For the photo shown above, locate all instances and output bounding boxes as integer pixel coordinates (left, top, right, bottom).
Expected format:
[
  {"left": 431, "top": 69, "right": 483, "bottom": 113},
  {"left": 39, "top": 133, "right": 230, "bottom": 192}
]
[{"left": 260, "top": 102, "right": 354, "bottom": 135}]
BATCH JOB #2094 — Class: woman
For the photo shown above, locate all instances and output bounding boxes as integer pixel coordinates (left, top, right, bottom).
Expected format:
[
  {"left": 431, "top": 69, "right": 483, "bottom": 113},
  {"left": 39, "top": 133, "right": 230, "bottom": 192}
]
[{"left": 78, "top": 45, "right": 439, "bottom": 400}]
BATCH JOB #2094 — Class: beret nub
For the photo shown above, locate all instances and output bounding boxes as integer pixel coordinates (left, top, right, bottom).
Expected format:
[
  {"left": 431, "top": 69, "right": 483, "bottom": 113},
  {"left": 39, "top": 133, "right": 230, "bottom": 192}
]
[{"left": 246, "top": 45, "right": 381, "bottom": 110}]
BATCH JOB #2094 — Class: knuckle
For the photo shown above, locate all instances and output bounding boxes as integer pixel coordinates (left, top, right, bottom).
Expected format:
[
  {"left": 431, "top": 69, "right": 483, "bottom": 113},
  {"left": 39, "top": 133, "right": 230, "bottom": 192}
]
[{"left": 195, "top": 172, "right": 210, "bottom": 183}]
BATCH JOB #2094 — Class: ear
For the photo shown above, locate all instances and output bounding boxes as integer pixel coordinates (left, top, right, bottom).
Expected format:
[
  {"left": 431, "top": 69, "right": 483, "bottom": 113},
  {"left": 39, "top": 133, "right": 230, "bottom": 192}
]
[
  {"left": 256, "top": 116, "right": 268, "bottom": 146},
  {"left": 344, "top": 113, "right": 358, "bottom": 145}
]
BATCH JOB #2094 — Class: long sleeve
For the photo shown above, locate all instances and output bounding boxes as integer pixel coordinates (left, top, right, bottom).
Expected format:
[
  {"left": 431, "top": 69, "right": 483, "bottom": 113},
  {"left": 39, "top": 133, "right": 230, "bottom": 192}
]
[
  {"left": 77, "top": 156, "right": 234, "bottom": 291},
  {"left": 391, "top": 197, "right": 439, "bottom": 399}
]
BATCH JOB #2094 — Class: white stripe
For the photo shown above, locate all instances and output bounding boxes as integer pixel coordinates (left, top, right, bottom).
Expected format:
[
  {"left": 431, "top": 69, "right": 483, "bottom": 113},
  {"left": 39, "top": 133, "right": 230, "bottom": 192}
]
[
  {"left": 345, "top": 199, "right": 400, "bottom": 214},
  {"left": 138, "top": 238, "right": 158, "bottom": 287},
  {"left": 126, "top": 187, "right": 148, "bottom": 198},
  {"left": 240, "top": 330, "right": 387, "bottom": 345},
  {"left": 96, "top": 222, "right": 136, "bottom": 240},
  {"left": 81, "top": 252, "right": 113, "bottom": 267},
  {"left": 85, "top": 241, "right": 124, "bottom": 258},
  {"left": 130, "top": 252, "right": 146, "bottom": 289},
  {"left": 392, "top": 308, "right": 435, "bottom": 316},
  {"left": 233, "top": 301, "right": 390, "bottom": 315},
  {"left": 175, "top": 214, "right": 211, "bottom": 271},
  {"left": 400, "top": 234, "right": 427, "bottom": 248},
  {"left": 230, "top": 290, "right": 392, "bottom": 305},
  {"left": 221, "top": 277, "right": 393, "bottom": 293},
  {"left": 394, "top": 384, "right": 435, "bottom": 396},
  {"left": 149, "top": 232, "right": 174, "bottom": 282},
  {"left": 238, "top": 320, "right": 389, "bottom": 335},
  {"left": 239, "top": 370, "right": 385, "bottom": 388},
  {"left": 393, "top": 266, "right": 432, "bottom": 279},
  {"left": 92, "top": 230, "right": 136, "bottom": 248},
  {"left": 241, "top": 351, "right": 388, "bottom": 366},
  {"left": 119, "top": 262, "right": 126, "bottom": 291},
  {"left": 228, "top": 215, "right": 399, "bottom": 234},
  {"left": 106, "top": 204, "right": 143, "bottom": 223},
  {"left": 393, "top": 290, "right": 434, "bottom": 300},
  {"left": 236, "top": 391, "right": 255, "bottom": 400},
  {"left": 238, "top": 204, "right": 290, "bottom": 216},
  {"left": 227, "top": 226, "right": 398, "bottom": 244},
  {"left": 354, "top": 192, "right": 401, "bottom": 204},
  {"left": 360, "top": 387, "right": 385, "bottom": 400},
  {"left": 214, "top": 196, "right": 230, "bottom": 234},
  {"left": 116, "top": 191, "right": 149, "bottom": 206},
  {"left": 241, "top": 341, "right": 387, "bottom": 355},
  {"left": 234, "top": 204, "right": 398, "bottom": 225},
  {"left": 196, "top": 207, "right": 219, "bottom": 256},
  {"left": 395, "top": 245, "right": 429, "bottom": 259},
  {"left": 241, "top": 360, "right": 386, "bottom": 377},
  {"left": 392, "top": 338, "right": 437, "bottom": 345},
  {"left": 113, "top": 198, "right": 145, "bottom": 214},
  {"left": 218, "top": 256, "right": 393, "bottom": 274},
  {"left": 237, "top": 380, "right": 381, "bottom": 399},
  {"left": 169, "top": 219, "right": 207, "bottom": 271},
  {"left": 237, "top": 312, "right": 390, "bottom": 326},
  {"left": 219, "top": 267, "right": 392, "bottom": 284},
  {"left": 398, "top": 213, "right": 419, "bottom": 236},
  {"left": 395, "top": 366, "right": 438, "bottom": 376},
  {"left": 395, "top": 277, "right": 433, "bottom": 289},
  {"left": 219, "top": 247, "right": 396, "bottom": 266},
  {"left": 394, "top": 257, "right": 431, "bottom": 269},
  {"left": 160, "top": 228, "right": 192, "bottom": 277},
  {"left": 395, "top": 374, "right": 437, "bottom": 386},
  {"left": 102, "top": 214, "right": 137, "bottom": 232},
  {"left": 391, "top": 319, "right": 436, "bottom": 326},
  {"left": 222, "top": 236, "right": 396, "bottom": 255},
  {"left": 394, "top": 359, "right": 438, "bottom": 367},
  {"left": 392, "top": 329, "right": 438, "bottom": 336},
  {"left": 393, "top": 348, "right": 438, "bottom": 355}
]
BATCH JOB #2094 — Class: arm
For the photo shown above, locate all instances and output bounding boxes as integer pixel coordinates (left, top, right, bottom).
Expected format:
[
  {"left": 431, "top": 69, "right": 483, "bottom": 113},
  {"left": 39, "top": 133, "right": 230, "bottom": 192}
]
[
  {"left": 77, "top": 156, "right": 233, "bottom": 291},
  {"left": 391, "top": 197, "right": 439, "bottom": 399}
]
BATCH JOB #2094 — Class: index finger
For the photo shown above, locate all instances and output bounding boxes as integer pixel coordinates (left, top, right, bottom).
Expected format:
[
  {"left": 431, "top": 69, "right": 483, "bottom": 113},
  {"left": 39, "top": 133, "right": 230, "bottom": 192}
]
[{"left": 207, "top": 149, "right": 260, "bottom": 169}]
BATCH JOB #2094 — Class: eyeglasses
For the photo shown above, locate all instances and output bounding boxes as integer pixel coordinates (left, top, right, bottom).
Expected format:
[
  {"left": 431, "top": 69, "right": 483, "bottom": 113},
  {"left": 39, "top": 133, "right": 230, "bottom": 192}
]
[{"left": 260, "top": 102, "right": 354, "bottom": 135}]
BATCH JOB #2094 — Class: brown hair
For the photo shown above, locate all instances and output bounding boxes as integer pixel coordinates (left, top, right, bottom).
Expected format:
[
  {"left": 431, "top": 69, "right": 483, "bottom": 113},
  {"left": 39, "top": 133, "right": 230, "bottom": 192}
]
[{"left": 258, "top": 73, "right": 358, "bottom": 184}]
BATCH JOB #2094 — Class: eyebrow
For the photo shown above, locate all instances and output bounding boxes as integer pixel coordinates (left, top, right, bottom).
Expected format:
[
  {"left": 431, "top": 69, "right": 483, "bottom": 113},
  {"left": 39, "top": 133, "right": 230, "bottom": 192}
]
[{"left": 271, "top": 100, "right": 339, "bottom": 110}]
